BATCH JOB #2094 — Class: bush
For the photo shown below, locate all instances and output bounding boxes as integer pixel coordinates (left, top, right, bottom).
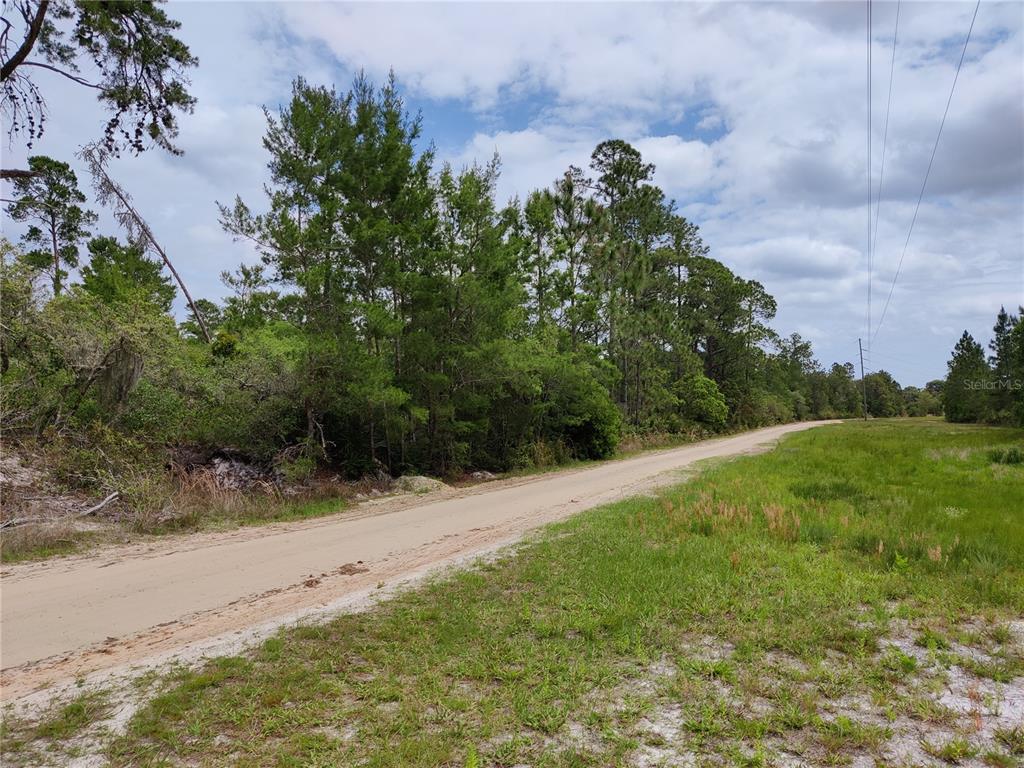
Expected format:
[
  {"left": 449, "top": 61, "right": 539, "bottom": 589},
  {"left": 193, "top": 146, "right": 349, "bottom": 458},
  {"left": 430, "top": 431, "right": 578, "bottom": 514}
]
[
  {"left": 538, "top": 352, "right": 621, "bottom": 460},
  {"left": 677, "top": 373, "right": 728, "bottom": 429},
  {"left": 42, "top": 423, "right": 165, "bottom": 495}
]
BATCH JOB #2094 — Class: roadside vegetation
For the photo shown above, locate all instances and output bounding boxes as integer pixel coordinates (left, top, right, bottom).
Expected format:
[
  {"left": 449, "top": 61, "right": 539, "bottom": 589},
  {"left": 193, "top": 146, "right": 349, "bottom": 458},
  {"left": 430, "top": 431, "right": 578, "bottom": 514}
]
[
  {"left": 5, "top": 419, "right": 1020, "bottom": 767},
  {"left": 3, "top": 72, "right": 972, "bottom": 562},
  {"left": 9, "top": 6, "right": 1016, "bottom": 561}
]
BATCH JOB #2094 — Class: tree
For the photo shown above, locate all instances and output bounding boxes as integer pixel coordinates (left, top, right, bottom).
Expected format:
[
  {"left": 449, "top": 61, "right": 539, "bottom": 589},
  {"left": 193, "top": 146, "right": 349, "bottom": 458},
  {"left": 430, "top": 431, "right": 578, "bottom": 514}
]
[
  {"left": 4, "top": 155, "right": 96, "bottom": 295},
  {"left": 902, "top": 386, "right": 941, "bottom": 417},
  {"left": 944, "top": 331, "right": 991, "bottom": 423},
  {"left": 180, "top": 299, "right": 223, "bottom": 341},
  {"left": 220, "top": 264, "right": 280, "bottom": 331},
  {"left": 549, "top": 167, "right": 600, "bottom": 350},
  {"left": 401, "top": 159, "right": 524, "bottom": 472},
  {"left": 80, "top": 236, "right": 176, "bottom": 312},
  {"left": 521, "top": 189, "right": 558, "bottom": 331},
  {"left": 988, "top": 306, "right": 1020, "bottom": 419},
  {"left": 1006, "top": 317, "right": 1024, "bottom": 426},
  {"left": 220, "top": 74, "right": 435, "bottom": 469},
  {"left": 1, "top": 0, "right": 197, "bottom": 174},
  {"left": 864, "top": 370, "right": 904, "bottom": 417}
]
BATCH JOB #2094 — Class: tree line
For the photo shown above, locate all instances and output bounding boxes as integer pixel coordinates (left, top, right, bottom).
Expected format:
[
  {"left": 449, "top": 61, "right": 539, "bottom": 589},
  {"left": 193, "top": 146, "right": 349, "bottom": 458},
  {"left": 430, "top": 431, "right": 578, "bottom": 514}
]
[
  {"left": 942, "top": 307, "right": 1024, "bottom": 426},
  {"left": 4, "top": 75, "right": 926, "bottom": 483}
]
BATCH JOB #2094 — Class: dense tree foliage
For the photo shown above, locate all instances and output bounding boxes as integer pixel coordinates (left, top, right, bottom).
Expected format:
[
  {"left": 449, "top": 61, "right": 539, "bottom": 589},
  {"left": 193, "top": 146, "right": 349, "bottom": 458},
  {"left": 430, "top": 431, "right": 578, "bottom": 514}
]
[
  {"left": 3, "top": 75, "right": 926, "bottom": 486},
  {"left": 942, "top": 307, "right": 1024, "bottom": 426},
  {"left": 80, "top": 236, "right": 176, "bottom": 312}
]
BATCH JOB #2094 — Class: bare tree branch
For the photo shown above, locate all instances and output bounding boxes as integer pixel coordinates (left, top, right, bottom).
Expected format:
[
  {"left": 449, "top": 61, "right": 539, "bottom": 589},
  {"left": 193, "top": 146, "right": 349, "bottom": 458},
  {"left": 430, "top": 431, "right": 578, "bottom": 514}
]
[
  {"left": 0, "top": 0, "right": 48, "bottom": 81},
  {"left": 19, "top": 60, "right": 102, "bottom": 89},
  {"left": 0, "top": 491, "right": 120, "bottom": 530}
]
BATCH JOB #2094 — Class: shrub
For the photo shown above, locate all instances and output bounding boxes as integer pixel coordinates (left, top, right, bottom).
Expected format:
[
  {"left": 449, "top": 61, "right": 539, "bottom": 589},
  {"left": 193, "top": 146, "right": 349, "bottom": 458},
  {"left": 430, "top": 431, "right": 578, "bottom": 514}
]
[{"left": 677, "top": 373, "right": 728, "bottom": 429}]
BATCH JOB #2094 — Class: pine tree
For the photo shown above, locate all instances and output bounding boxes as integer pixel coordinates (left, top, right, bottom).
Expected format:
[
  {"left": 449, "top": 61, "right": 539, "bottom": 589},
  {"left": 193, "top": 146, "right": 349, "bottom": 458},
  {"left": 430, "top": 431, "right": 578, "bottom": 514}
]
[
  {"left": 5, "top": 156, "right": 97, "bottom": 295},
  {"left": 80, "top": 236, "right": 176, "bottom": 312},
  {"left": 988, "top": 306, "right": 1020, "bottom": 419},
  {"left": 944, "top": 331, "right": 991, "bottom": 423},
  {"left": 2, "top": 0, "right": 197, "bottom": 171}
]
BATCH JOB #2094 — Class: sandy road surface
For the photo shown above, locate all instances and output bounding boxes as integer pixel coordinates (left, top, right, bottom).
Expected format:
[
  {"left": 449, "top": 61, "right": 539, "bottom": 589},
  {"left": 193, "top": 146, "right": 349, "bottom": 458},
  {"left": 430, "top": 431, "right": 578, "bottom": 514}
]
[{"left": 1, "top": 421, "right": 836, "bottom": 699}]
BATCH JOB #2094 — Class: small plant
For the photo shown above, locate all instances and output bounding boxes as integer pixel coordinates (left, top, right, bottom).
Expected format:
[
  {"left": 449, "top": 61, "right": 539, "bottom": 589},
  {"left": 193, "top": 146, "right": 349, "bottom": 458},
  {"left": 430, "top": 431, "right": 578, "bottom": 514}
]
[
  {"left": 915, "top": 626, "right": 950, "bottom": 651},
  {"left": 891, "top": 550, "right": 911, "bottom": 574},
  {"left": 881, "top": 647, "right": 918, "bottom": 675},
  {"left": 982, "top": 749, "right": 1016, "bottom": 767},
  {"left": 923, "top": 736, "right": 978, "bottom": 763},
  {"left": 995, "top": 725, "right": 1024, "bottom": 755},
  {"left": 33, "top": 690, "right": 111, "bottom": 741},
  {"left": 989, "top": 623, "right": 1013, "bottom": 645},
  {"left": 278, "top": 454, "right": 317, "bottom": 485}
]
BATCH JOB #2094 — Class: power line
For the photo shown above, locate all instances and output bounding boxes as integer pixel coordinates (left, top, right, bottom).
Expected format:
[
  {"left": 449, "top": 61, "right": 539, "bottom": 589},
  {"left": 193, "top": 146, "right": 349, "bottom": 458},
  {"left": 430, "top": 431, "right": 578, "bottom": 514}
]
[
  {"left": 873, "top": 0, "right": 981, "bottom": 343},
  {"left": 871, "top": 0, "right": 900, "bottom": 321},
  {"left": 866, "top": 0, "right": 873, "bottom": 359}
]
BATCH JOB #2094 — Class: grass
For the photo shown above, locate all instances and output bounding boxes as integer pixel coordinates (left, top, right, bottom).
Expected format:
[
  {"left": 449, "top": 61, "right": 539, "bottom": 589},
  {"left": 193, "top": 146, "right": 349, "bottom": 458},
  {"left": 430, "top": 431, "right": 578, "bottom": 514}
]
[
  {"left": 4, "top": 419, "right": 1023, "bottom": 767},
  {"left": 1, "top": 689, "right": 111, "bottom": 765},
  {"left": 504, "top": 423, "right": 733, "bottom": 481},
  {"left": 0, "top": 528, "right": 101, "bottom": 563}
]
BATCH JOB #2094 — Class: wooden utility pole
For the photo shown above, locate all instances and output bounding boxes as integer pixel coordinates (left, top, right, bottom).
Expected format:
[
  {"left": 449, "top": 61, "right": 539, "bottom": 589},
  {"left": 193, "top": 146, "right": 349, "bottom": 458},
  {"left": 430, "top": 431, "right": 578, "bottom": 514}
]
[{"left": 858, "top": 337, "right": 869, "bottom": 420}]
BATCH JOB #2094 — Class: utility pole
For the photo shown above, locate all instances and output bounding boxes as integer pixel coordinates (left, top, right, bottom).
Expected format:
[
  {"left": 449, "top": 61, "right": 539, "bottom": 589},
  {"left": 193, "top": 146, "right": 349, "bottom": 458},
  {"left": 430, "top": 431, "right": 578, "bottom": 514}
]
[{"left": 858, "top": 337, "right": 869, "bottom": 421}]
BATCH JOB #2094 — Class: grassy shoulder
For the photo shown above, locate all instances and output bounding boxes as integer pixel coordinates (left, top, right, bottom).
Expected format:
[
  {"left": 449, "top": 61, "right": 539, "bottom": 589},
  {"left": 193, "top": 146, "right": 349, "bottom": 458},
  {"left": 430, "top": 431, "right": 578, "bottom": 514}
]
[{"left": 5, "top": 419, "right": 1024, "bottom": 767}]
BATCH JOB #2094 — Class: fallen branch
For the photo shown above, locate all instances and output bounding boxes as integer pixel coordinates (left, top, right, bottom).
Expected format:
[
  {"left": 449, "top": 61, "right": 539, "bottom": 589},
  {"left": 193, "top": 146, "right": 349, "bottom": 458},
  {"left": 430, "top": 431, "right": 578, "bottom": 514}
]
[
  {"left": 77, "top": 491, "right": 120, "bottom": 517},
  {"left": 0, "top": 491, "right": 119, "bottom": 530}
]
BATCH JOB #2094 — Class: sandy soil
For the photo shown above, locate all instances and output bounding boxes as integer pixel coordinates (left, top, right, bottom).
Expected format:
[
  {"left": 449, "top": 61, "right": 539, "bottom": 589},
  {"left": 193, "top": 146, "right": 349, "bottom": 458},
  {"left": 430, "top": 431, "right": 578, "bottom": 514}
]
[{"left": 0, "top": 421, "right": 837, "bottom": 701}]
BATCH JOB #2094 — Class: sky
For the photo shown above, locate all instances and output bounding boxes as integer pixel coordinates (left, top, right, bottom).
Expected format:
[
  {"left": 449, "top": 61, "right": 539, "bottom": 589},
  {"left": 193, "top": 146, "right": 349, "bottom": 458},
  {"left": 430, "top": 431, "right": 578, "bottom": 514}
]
[{"left": 2, "top": 1, "right": 1022, "bottom": 387}]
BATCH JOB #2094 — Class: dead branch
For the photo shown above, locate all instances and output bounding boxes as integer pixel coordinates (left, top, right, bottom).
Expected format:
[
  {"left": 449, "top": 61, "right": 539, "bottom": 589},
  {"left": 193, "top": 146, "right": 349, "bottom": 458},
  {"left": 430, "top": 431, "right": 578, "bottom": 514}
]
[
  {"left": 0, "top": 490, "right": 119, "bottom": 530},
  {"left": 0, "top": 169, "right": 36, "bottom": 180}
]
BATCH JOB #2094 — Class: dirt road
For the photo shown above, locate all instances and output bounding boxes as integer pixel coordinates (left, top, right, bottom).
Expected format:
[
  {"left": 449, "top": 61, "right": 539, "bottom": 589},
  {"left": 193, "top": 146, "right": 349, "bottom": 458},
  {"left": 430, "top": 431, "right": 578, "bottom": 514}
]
[{"left": 1, "top": 421, "right": 836, "bottom": 699}]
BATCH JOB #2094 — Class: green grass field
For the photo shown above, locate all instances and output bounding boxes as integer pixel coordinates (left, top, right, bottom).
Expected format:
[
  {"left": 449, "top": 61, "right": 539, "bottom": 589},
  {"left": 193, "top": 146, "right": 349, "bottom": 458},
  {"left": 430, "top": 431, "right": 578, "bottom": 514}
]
[{"left": 5, "top": 419, "right": 1023, "bottom": 767}]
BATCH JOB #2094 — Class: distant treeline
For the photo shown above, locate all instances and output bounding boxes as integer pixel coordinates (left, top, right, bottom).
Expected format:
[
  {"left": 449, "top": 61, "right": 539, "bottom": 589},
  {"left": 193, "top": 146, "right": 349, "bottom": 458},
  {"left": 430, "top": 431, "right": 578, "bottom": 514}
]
[
  {"left": 4, "top": 76, "right": 932, "bottom": 482},
  {"left": 942, "top": 306, "right": 1024, "bottom": 427}
]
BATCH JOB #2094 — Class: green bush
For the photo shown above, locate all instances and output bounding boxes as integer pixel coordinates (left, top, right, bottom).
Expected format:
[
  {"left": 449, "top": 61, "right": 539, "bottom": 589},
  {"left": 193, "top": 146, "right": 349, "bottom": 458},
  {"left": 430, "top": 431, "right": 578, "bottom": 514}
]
[
  {"left": 677, "top": 373, "right": 728, "bottom": 429},
  {"left": 536, "top": 351, "right": 621, "bottom": 461}
]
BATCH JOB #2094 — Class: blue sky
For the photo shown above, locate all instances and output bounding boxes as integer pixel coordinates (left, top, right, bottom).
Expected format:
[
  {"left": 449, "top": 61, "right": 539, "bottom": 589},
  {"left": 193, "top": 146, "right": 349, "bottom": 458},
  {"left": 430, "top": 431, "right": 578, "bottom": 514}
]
[{"left": 2, "top": 1, "right": 1022, "bottom": 387}]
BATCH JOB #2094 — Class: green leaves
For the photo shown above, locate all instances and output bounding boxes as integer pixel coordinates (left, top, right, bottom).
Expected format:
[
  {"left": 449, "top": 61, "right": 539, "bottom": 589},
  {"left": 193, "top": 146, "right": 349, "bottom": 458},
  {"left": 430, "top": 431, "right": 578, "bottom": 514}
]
[{"left": 80, "top": 236, "right": 175, "bottom": 312}]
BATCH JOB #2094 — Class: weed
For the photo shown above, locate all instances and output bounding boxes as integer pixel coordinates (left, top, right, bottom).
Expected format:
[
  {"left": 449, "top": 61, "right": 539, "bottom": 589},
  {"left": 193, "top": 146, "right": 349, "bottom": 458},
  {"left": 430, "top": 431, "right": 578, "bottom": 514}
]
[
  {"left": 923, "top": 736, "right": 979, "bottom": 763},
  {"left": 995, "top": 726, "right": 1024, "bottom": 755}
]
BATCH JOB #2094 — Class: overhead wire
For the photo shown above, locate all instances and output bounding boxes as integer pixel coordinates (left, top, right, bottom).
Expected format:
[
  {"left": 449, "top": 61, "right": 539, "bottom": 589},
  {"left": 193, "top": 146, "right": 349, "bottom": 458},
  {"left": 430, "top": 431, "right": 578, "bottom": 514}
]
[
  {"left": 866, "top": 0, "right": 874, "bottom": 357},
  {"left": 870, "top": 0, "right": 901, "bottom": 350},
  {"left": 873, "top": 0, "right": 982, "bottom": 343}
]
